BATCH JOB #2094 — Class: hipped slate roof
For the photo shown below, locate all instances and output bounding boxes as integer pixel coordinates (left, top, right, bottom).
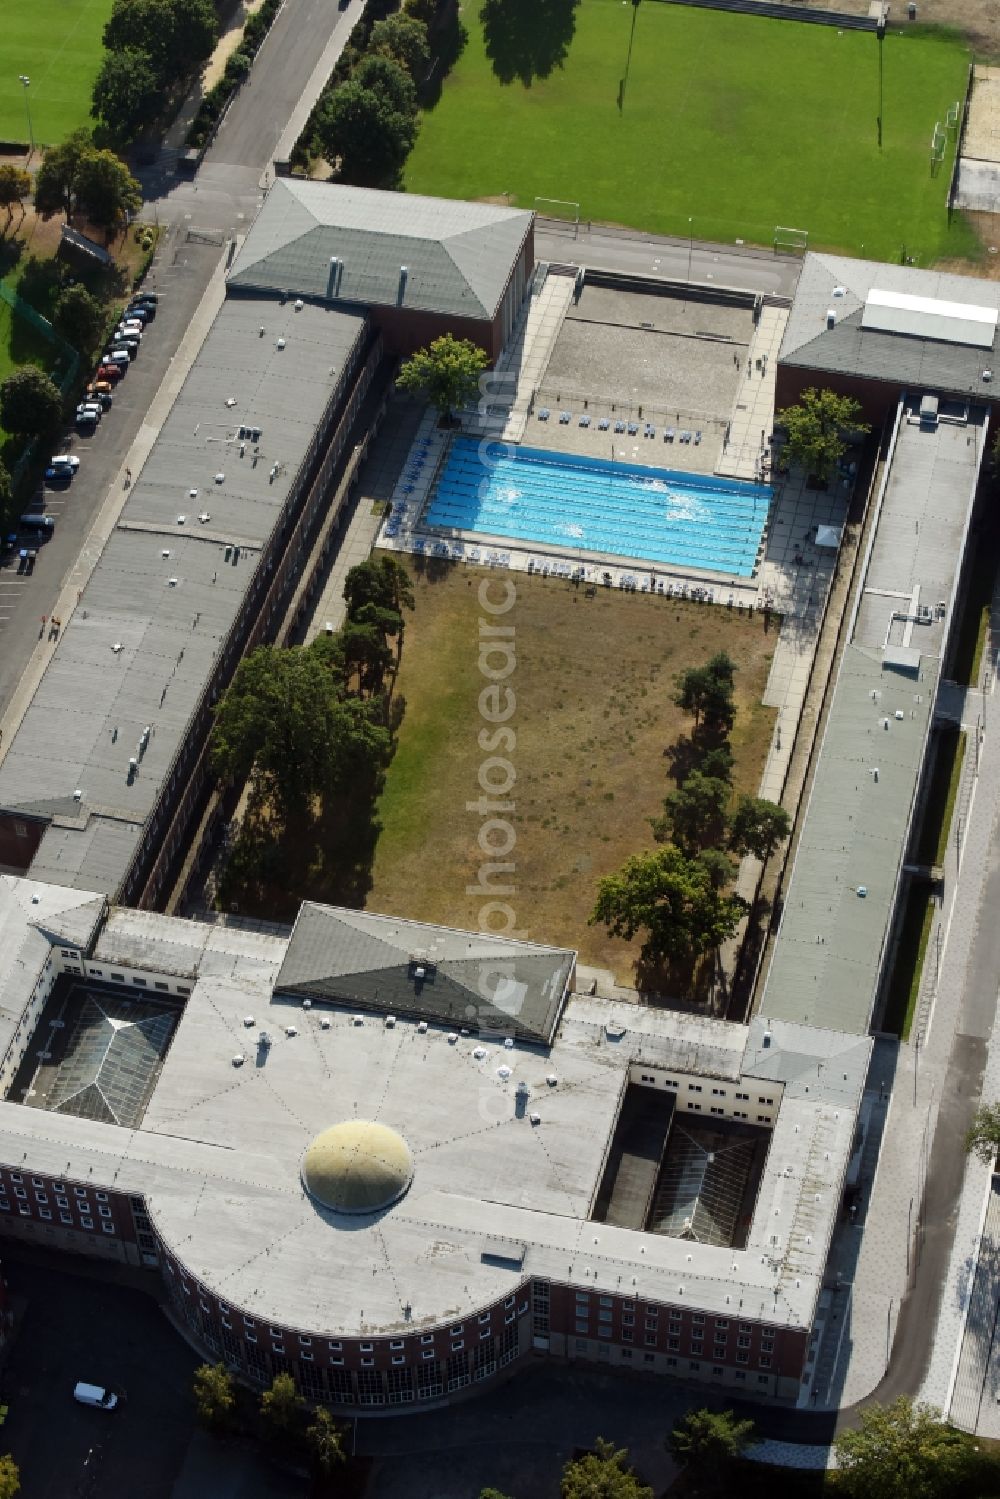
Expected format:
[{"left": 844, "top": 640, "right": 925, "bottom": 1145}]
[
  {"left": 780, "top": 252, "right": 1000, "bottom": 401},
  {"left": 274, "top": 904, "right": 575, "bottom": 1045},
  {"left": 228, "top": 180, "right": 533, "bottom": 321}
]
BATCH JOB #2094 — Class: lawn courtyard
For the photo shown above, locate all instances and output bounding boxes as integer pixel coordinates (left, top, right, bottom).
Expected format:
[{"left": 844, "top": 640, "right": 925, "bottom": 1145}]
[
  {"left": 366, "top": 560, "right": 777, "bottom": 980},
  {"left": 406, "top": 0, "right": 976, "bottom": 263},
  {"left": 0, "top": 0, "right": 113, "bottom": 149}
]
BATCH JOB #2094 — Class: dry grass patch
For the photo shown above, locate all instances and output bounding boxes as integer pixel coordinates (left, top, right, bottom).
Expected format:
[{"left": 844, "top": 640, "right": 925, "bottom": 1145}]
[{"left": 367, "top": 559, "right": 777, "bottom": 983}]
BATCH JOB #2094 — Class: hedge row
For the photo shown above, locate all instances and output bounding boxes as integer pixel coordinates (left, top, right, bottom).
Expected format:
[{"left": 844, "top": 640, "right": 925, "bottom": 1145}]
[{"left": 187, "top": 0, "right": 283, "bottom": 150}]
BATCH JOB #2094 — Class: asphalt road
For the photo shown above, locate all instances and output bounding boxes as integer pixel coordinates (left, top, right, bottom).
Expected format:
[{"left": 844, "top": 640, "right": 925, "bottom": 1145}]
[
  {"left": 0, "top": 1250, "right": 198, "bottom": 1499},
  {"left": 0, "top": 233, "right": 225, "bottom": 721},
  {"left": 534, "top": 218, "right": 804, "bottom": 299}
]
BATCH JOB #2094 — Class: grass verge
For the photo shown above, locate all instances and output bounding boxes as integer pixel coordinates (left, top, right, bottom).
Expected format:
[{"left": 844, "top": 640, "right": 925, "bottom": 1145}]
[{"left": 0, "top": 0, "right": 114, "bottom": 148}]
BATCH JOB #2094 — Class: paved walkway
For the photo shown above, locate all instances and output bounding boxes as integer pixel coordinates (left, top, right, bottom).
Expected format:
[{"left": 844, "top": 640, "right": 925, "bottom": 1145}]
[
  {"left": 717, "top": 304, "right": 787, "bottom": 481},
  {"left": 0, "top": 244, "right": 231, "bottom": 770},
  {"left": 499, "top": 273, "right": 576, "bottom": 443}
]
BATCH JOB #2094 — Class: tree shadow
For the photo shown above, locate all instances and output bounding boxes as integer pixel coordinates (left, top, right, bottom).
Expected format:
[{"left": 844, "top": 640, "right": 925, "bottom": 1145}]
[
  {"left": 479, "top": 0, "right": 580, "bottom": 87},
  {"left": 419, "top": 1, "right": 469, "bottom": 108}
]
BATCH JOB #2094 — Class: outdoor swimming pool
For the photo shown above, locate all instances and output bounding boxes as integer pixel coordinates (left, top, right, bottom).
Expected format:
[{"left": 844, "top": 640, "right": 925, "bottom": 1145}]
[{"left": 422, "top": 440, "right": 770, "bottom": 576}]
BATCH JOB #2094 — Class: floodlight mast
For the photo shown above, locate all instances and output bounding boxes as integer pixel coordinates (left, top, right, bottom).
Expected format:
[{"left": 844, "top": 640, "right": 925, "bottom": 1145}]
[
  {"left": 619, "top": 0, "right": 642, "bottom": 114},
  {"left": 876, "top": 5, "right": 888, "bottom": 150}
]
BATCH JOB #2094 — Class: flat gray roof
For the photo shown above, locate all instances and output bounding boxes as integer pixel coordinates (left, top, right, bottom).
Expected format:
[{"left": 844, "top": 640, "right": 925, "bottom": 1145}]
[
  {"left": 228, "top": 179, "right": 533, "bottom": 320},
  {"left": 0, "top": 296, "right": 367, "bottom": 895},
  {"left": 275, "top": 904, "right": 576, "bottom": 1046},
  {"left": 0, "top": 900, "right": 868, "bottom": 1338},
  {"left": 780, "top": 253, "right": 1000, "bottom": 401},
  {"left": 761, "top": 410, "right": 987, "bottom": 1034}
]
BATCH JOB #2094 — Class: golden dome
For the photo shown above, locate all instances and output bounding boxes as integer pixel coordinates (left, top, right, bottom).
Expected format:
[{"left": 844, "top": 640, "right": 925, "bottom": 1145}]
[{"left": 302, "top": 1120, "right": 413, "bottom": 1215}]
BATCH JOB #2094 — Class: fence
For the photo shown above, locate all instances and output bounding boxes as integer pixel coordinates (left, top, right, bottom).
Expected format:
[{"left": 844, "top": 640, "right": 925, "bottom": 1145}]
[{"left": 947, "top": 62, "right": 975, "bottom": 221}]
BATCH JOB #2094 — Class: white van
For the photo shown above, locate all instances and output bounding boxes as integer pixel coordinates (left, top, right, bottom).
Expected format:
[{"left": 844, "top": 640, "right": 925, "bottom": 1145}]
[{"left": 73, "top": 1381, "right": 118, "bottom": 1410}]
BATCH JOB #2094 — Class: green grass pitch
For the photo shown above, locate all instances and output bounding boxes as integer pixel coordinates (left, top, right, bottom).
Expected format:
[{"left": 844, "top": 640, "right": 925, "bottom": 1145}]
[
  {"left": 405, "top": 1, "right": 976, "bottom": 263},
  {"left": 0, "top": 0, "right": 114, "bottom": 150}
]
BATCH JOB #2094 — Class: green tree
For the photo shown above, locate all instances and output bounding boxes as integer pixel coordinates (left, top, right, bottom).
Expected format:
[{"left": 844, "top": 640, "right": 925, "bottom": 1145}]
[
  {"left": 0, "top": 1455, "right": 18, "bottom": 1499},
  {"left": 32, "top": 129, "right": 93, "bottom": 220},
  {"left": 834, "top": 1398, "right": 978, "bottom": 1499},
  {"left": 699, "top": 743, "right": 734, "bottom": 783},
  {"left": 479, "top": 1491, "right": 514, "bottom": 1499},
  {"left": 306, "top": 1406, "right": 346, "bottom": 1479},
  {"left": 729, "top": 794, "right": 791, "bottom": 864},
  {"left": 91, "top": 47, "right": 164, "bottom": 139},
  {"left": 0, "top": 459, "right": 12, "bottom": 518},
  {"left": 590, "top": 845, "right": 746, "bottom": 966},
  {"left": 315, "top": 56, "right": 418, "bottom": 188},
  {"left": 0, "top": 164, "right": 31, "bottom": 231},
  {"left": 104, "top": 0, "right": 219, "bottom": 88},
  {"left": 673, "top": 652, "right": 736, "bottom": 736},
  {"left": 53, "top": 284, "right": 105, "bottom": 353},
  {"left": 397, "top": 334, "right": 490, "bottom": 420},
  {"left": 777, "top": 387, "right": 869, "bottom": 482},
  {"left": 192, "top": 1362, "right": 235, "bottom": 1429},
  {"left": 561, "top": 1438, "right": 652, "bottom": 1499},
  {"left": 260, "top": 1371, "right": 301, "bottom": 1440},
  {"left": 344, "top": 555, "right": 415, "bottom": 622},
  {"left": 403, "top": 0, "right": 439, "bottom": 24},
  {"left": 667, "top": 1408, "right": 755, "bottom": 1492},
  {"left": 965, "top": 1100, "right": 1000, "bottom": 1165},
  {"left": 0, "top": 365, "right": 63, "bottom": 441},
  {"left": 370, "top": 13, "right": 431, "bottom": 80},
  {"left": 653, "top": 772, "right": 731, "bottom": 856},
  {"left": 74, "top": 149, "right": 142, "bottom": 240},
  {"left": 338, "top": 617, "right": 394, "bottom": 695},
  {"left": 211, "top": 644, "right": 390, "bottom": 820}
]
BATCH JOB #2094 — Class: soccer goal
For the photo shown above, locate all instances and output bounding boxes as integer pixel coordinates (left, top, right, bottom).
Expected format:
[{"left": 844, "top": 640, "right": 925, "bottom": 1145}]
[
  {"left": 534, "top": 197, "right": 581, "bottom": 235},
  {"left": 773, "top": 225, "right": 809, "bottom": 255},
  {"left": 930, "top": 122, "right": 946, "bottom": 175}
]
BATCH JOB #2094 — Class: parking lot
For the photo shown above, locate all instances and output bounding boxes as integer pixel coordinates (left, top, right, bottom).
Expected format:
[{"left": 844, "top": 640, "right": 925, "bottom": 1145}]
[
  {"left": 0, "top": 1248, "right": 199, "bottom": 1497},
  {"left": 0, "top": 226, "right": 227, "bottom": 722}
]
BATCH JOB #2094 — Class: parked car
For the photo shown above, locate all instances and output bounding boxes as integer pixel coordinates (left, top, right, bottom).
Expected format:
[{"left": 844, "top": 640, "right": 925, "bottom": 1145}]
[
  {"left": 120, "top": 315, "right": 145, "bottom": 333},
  {"left": 73, "top": 1382, "right": 119, "bottom": 1411},
  {"left": 112, "top": 335, "right": 140, "bottom": 356},
  {"left": 45, "top": 462, "right": 76, "bottom": 483},
  {"left": 49, "top": 454, "right": 81, "bottom": 472},
  {"left": 115, "top": 323, "right": 142, "bottom": 341},
  {"left": 103, "top": 349, "right": 131, "bottom": 367},
  {"left": 18, "top": 548, "right": 36, "bottom": 574},
  {"left": 131, "top": 289, "right": 158, "bottom": 305},
  {"left": 76, "top": 402, "right": 102, "bottom": 423},
  {"left": 19, "top": 512, "right": 55, "bottom": 532},
  {"left": 122, "top": 303, "right": 150, "bottom": 323},
  {"left": 85, "top": 385, "right": 113, "bottom": 410}
]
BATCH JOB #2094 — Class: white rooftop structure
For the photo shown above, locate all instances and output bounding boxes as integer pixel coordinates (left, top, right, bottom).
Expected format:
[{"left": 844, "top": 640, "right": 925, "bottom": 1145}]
[
  {"left": 862, "top": 287, "right": 998, "bottom": 349},
  {"left": 0, "top": 898, "right": 869, "bottom": 1340}
]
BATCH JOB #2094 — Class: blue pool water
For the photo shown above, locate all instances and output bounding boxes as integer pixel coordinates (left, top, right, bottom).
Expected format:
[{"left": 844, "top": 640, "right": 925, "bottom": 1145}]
[{"left": 422, "top": 440, "right": 770, "bottom": 576}]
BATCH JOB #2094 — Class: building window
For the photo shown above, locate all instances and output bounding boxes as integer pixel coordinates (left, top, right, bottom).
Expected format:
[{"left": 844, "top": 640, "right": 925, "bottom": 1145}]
[
  {"left": 9, "top": 1175, "right": 21, "bottom": 1184},
  {"left": 622, "top": 1313, "right": 634, "bottom": 1327},
  {"left": 13, "top": 1188, "right": 25, "bottom": 1200},
  {"left": 60, "top": 1211, "right": 72, "bottom": 1224},
  {"left": 644, "top": 1333, "right": 657, "bottom": 1347},
  {"left": 451, "top": 1341, "right": 464, "bottom": 1353},
  {"left": 576, "top": 1321, "right": 589, "bottom": 1335},
  {"left": 689, "top": 1361, "right": 701, "bottom": 1372},
  {"left": 735, "top": 1371, "right": 747, "bottom": 1381},
  {"left": 74, "top": 1187, "right": 87, "bottom": 1198},
  {"left": 712, "top": 1366, "right": 724, "bottom": 1378},
  {"left": 692, "top": 1314, "right": 705, "bottom": 1325},
  {"left": 711, "top": 1107, "right": 724, "bottom": 1116},
  {"left": 361, "top": 1358, "right": 374, "bottom": 1368},
  {"left": 34, "top": 1191, "right": 47, "bottom": 1205},
  {"left": 668, "top": 1337, "right": 680, "bottom": 1351},
  {"left": 736, "top": 1352, "right": 750, "bottom": 1365},
  {"left": 99, "top": 1207, "right": 112, "bottom": 1219},
  {"left": 688, "top": 1083, "right": 702, "bottom": 1093},
  {"left": 299, "top": 1336, "right": 311, "bottom": 1347},
  {"left": 644, "top": 1353, "right": 655, "bottom": 1364},
  {"left": 449, "top": 1325, "right": 463, "bottom": 1337},
  {"left": 101, "top": 1223, "right": 115, "bottom": 1235},
  {"left": 598, "top": 1310, "right": 612, "bottom": 1325},
  {"left": 711, "top": 1088, "right": 726, "bottom": 1097},
  {"left": 622, "top": 1349, "right": 632, "bottom": 1359},
  {"left": 575, "top": 1340, "right": 587, "bottom": 1353},
  {"left": 80, "top": 1218, "right": 93, "bottom": 1230},
  {"left": 420, "top": 1334, "right": 434, "bottom": 1346},
  {"left": 390, "top": 1340, "right": 404, "bottom": 1351},
  {"left": 621, "top": 1328, "right": 633, "bottom": 1343},
  {"left": 422, "top": 1350, "right": 435, "bottom": 1361},
  {"left": 96, "top": 1192, "right": 108, "bottom": 1203},
  {"left": 360, "top": 1343, "right": 373, "bottom": 1353},
  {"left": 759, "top": 1356, "right": 772, "bottom": 1369},
  {"left": 155, "top": 982, "right": 169, "bottom": 991},
  {"left": 39, "top": 1208, "right": 52, "bottom": 1221},
  {"left": 758, "top": 1374, "right": 770, "bottom": 1384},
  {"left": 30, "top": 1177, "right": 44, "bottom": 1189}
]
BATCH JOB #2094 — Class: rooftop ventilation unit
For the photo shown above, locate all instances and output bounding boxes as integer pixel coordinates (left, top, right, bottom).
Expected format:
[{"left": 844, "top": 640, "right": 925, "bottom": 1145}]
[
  {"left": 243, "top": 1016, "right": 255, "bottom": 1027},
  {"left": 352, "top": 1015, "right": 364, "bottom": 1026},
  {"left": 320, "top": 1017, "right": 331, "bottom": 1030},
  {"left": 832, "top": 285, "right": 846, "bottom": 298},
  {"left": 285, "top": 1024, "right": 297, "bottom": 1037},
  {"left": 111, "top": 642, "right": 123, "bottom": 654},
  {"left": 232, "top": 1054, "right": 245, "bottom": 1067},
  {"left": 530, "top": 1112, "right": 541, "bottom": 1125},
  {"left": 473, "top": 1046, "right": 487, "bottom": 1059},
  {"left": 294, "top": 299, "right": 303, "bottom": 311},
  {"left": 385, "top": 1015, "right": 396, "bottom": 1028},
  {"left": 504, "top": 1037, "right": 515, "bottom": 1049},
  {"left": 214, "top": 472, "right": 225, "bottom": 484},
  {"left": 417, "top": 1021, "right": 428, "bottom": 1033},
  {"left": 546, "top": 1074, "right": 558, "bottom": 1086},
  {"left": 302, "top": 998, "right": 312, "bottom": 1010},
  {"left": 73, "top": 788, "right": 82, "bottom": 801},
  {"left": 497, "top": 1065, "right": 512, "bottom": 1080},
  {"left": 225, "top": 396, "right": 237, "bottom": 408},
  {"left": 826, "top": 310, "right": 836, "bottom": 329},
  {"left": 447, "top": 1032, "right": 458, "bottom": 1044},
  {"left": 276, "top": 337, "right": 286, "bottom": 350}
]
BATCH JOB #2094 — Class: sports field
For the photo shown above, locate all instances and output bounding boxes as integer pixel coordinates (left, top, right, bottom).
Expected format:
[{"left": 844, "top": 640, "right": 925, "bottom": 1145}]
[
  {"left": 0, "top": 0, "right": 113, "bottom": 149},
  {"left": 406, "top": 1, "right": 976, "bottom": 262}
]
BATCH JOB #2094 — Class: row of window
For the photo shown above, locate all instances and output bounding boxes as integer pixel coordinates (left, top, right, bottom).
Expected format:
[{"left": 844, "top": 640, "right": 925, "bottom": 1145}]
[
  {"left": 84, "top": 969, "right": 190, "bottom": 995},
  {"left": 0, "top": 1200, "right": 116, "bottom": 1233},
  {"left": 575, "top": 1342, "right": 773, "bottom": 1383},
  {"left": 636, "top": 1073, "right": 776, "bottom": 1107}
]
